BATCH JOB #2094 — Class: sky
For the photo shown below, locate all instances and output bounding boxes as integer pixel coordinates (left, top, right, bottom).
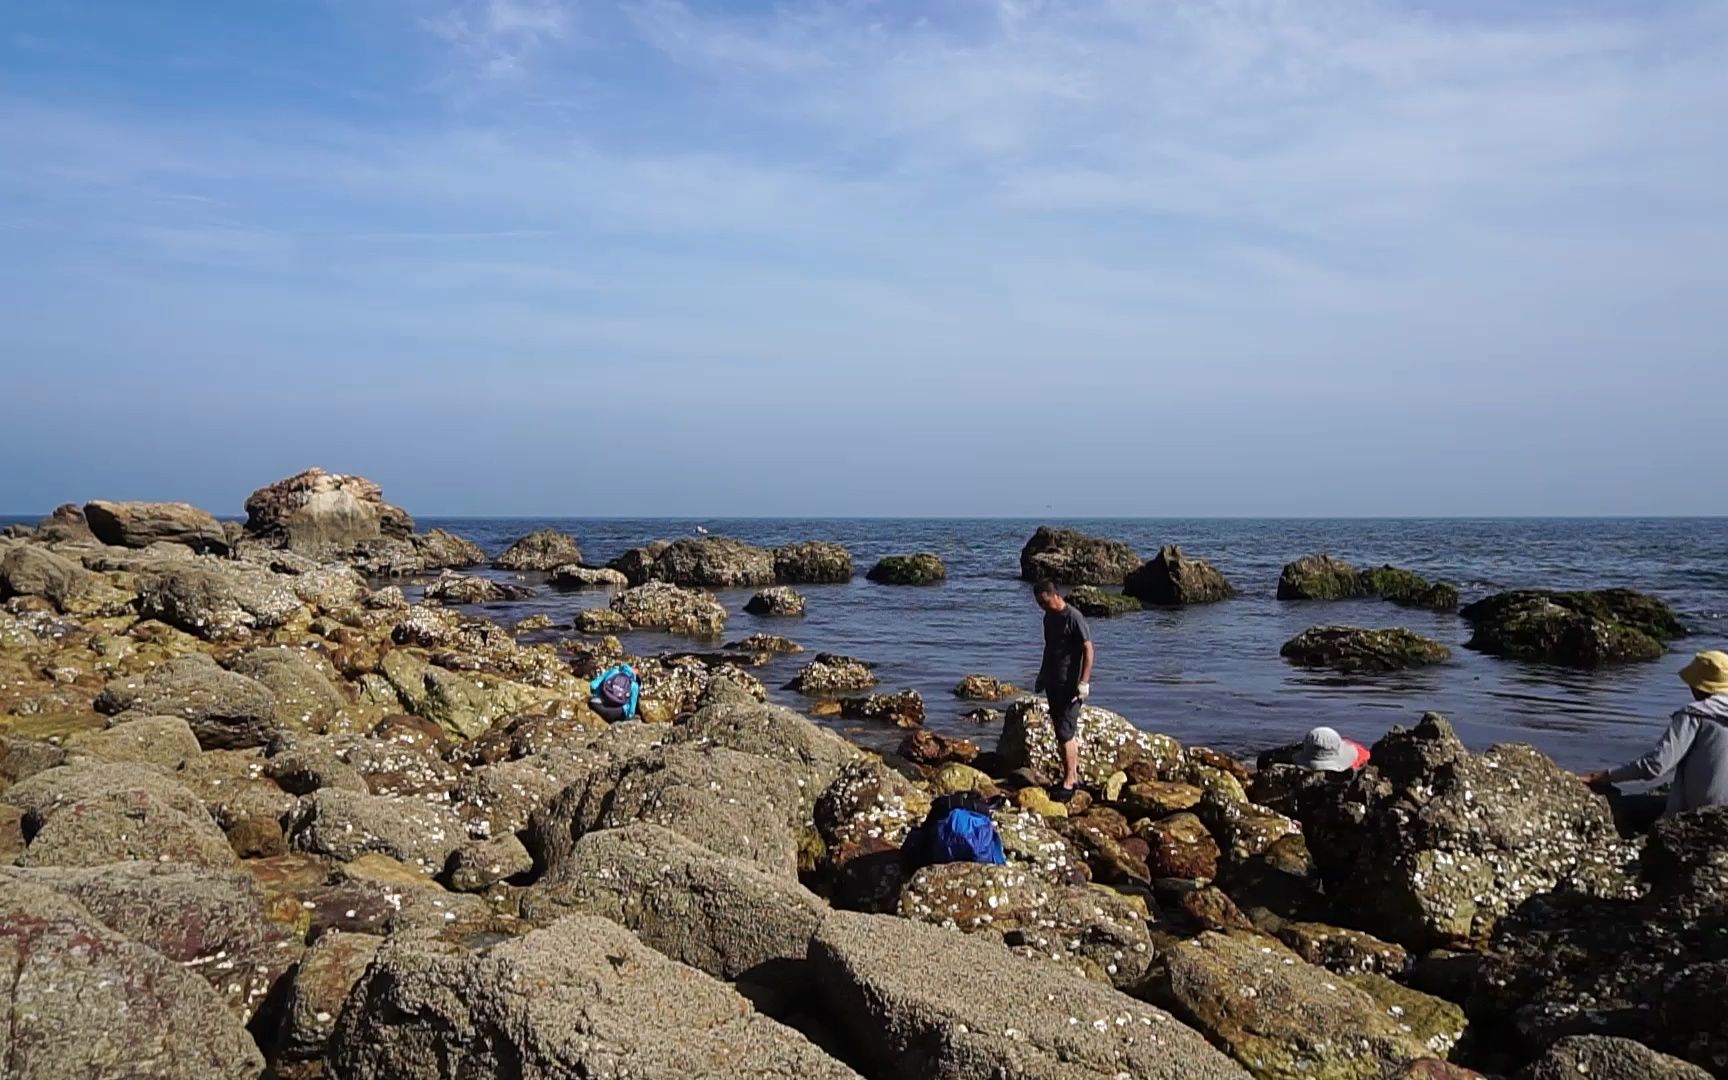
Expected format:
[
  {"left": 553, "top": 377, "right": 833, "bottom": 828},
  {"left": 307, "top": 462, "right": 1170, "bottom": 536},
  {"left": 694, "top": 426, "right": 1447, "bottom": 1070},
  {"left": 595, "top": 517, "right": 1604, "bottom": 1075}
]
[{"left": 1, "top": 0, "right": 1725, "bottom": 518}]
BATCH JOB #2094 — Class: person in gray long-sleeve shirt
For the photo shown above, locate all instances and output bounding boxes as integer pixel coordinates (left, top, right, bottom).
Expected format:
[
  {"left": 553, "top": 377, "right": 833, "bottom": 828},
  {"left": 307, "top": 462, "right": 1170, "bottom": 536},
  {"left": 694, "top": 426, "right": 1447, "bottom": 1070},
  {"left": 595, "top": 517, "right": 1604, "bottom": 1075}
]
[{"left": 1581, "top": 650, "right": 1728, "bottom": 828}]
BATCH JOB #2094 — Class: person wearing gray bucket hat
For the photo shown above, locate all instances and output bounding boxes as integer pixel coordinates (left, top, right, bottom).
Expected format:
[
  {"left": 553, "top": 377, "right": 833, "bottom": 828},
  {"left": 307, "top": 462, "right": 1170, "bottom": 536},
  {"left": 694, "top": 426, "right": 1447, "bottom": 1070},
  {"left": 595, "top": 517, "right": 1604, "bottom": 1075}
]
[{"left": 1292, "top": 726, "right": 1370, "bottom": 772}]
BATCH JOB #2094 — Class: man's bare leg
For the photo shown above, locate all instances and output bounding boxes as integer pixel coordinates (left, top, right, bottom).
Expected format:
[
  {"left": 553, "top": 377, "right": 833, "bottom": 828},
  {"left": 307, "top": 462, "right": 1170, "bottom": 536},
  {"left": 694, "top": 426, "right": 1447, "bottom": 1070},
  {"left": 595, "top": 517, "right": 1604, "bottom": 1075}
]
[{"left": 1061, "top": 736, "right": 1081, "bottom": 790}]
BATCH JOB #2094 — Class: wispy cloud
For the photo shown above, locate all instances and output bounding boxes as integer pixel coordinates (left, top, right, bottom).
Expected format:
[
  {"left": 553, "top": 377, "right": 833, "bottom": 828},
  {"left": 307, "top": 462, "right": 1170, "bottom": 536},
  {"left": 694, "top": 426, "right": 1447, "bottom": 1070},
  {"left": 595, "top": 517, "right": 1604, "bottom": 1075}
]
[{"left": 424, "top": 0, "right": 576, "bottom": 78}]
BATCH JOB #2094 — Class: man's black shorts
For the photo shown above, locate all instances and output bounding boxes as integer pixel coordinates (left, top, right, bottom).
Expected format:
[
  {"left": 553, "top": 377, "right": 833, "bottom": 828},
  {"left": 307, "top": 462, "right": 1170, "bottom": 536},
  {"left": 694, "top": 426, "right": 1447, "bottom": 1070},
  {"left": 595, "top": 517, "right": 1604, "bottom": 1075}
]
[{"left": 1047, "top": 691, "right": 1082, "bottom": 743}]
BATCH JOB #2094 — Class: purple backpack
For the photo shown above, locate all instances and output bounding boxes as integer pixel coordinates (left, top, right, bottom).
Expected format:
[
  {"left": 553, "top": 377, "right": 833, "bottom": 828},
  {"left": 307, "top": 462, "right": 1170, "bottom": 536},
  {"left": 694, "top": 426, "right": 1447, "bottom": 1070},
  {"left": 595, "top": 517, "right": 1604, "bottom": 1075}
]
[{"left": 599, "top": 672, "right": 634, "bottom": 708}]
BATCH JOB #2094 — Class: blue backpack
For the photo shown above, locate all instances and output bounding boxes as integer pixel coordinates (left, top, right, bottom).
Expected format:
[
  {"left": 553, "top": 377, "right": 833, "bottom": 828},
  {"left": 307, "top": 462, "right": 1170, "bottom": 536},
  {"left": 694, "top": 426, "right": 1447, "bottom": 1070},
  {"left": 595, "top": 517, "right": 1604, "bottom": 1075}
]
[{"left": 904, "top": 792, "right": 1006, "bottom": 868}]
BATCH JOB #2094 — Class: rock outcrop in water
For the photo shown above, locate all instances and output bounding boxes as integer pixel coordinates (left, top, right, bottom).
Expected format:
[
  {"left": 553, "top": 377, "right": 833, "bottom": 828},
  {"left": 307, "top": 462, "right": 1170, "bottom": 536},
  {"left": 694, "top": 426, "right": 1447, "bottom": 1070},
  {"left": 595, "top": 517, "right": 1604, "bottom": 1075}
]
[
  {"left": 0, "top": 477, "right": 1713, "bottom": 1078},
  {"left": 493, "top": 528, "right": 583, "bottom": 571},
  {"left": 773, "top": 541, "right": 853, "bottom": 584},
  {"left": 1123, "top": 544, "right": 1234, "bottom": 605},
  {"left": 865, "top": 553, "right": 947, "bottom": 585},
  {"left": 1066, "top": 584, "right": 1143, "bottom": 617},
  {"left": 1019, "top": 526, "right": 1141, "bottom": 585},
  {"left": 1281, "top": 625, "right": 1452, "bottom": 672},
  {"left": 1460, "top": 588, "right": 1687, "bottom": 667},
  {"left": 1277, "top": 554, "right": 1459, "bottom": 611}
]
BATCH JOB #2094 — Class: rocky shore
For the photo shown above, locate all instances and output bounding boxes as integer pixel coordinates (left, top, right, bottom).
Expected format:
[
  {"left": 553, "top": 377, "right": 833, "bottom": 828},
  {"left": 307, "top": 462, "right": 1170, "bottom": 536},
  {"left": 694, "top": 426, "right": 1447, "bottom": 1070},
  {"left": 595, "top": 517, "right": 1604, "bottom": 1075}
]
[{"left": 0, "top": 481, "right": 1718, "bottom": 1078}]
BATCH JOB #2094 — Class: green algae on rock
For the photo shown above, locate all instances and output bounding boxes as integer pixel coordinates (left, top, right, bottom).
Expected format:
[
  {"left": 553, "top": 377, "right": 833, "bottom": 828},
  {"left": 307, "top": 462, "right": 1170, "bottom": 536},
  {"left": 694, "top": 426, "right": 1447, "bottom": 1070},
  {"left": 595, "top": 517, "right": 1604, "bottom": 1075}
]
[{"left": 1280, "top": 625, "right": 1452, "bottom": 673}]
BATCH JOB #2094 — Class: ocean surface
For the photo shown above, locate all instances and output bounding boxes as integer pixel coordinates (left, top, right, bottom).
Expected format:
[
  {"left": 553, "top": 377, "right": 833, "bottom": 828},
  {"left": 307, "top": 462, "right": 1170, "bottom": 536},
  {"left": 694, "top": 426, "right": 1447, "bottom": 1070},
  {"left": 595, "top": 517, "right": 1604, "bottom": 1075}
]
[
  {"left": 403, "top": 517, "right": 1728, "bottom": 772},
  {"left": 8, "top": 515, "right": 1723, "bottom": 770}
]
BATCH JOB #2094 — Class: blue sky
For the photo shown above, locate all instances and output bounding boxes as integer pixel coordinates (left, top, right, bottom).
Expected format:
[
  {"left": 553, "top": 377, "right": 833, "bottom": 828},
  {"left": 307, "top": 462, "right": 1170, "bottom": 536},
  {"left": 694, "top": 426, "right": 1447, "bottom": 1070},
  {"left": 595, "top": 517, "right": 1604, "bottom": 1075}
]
[{"left": 2, "top": 0, "right": 1725, "bottom": 517}]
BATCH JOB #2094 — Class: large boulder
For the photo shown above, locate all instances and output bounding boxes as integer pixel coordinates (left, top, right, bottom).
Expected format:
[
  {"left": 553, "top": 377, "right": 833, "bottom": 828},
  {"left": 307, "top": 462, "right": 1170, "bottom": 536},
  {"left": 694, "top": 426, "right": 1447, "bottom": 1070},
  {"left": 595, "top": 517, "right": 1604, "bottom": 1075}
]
[
  {"left": 65, "top": 714, "right": 203, "bottom": 770},
  {"left": 521, "top": 823, "right": 827, "bottom": 984},
  {"left": 136, "top": 561, "right": 307, "bottom": 640},
  {"left": 1518, "top": 1036, "right": 1712, "bottom": 1080},
  {"left": 953, "top": 674, "right": 1021, "bottom": 701},
  {"left": 0, "top": 874, "right": 265, "bottom": 1078},
  {"left": 1296, "top": 713, "right": 1638, "bottom": 950},
  {"left": 493, "top": 528, "right": 582, "bottom": 570},
  {"left": 0, "top": 543, "right": 99, "bottom": 612},
  {"left": 746, "top": 585, "right": 806, "bottom": 616},
  {"left": 2, "top": 761, "right": 236, "bottom": 868},
  {"left": 1280, "top": 625, "right": 1452, "bottom": 673},
  {"left": 773, "top": 541, "right": 853, "bottom": 583},
  {"left": 287, "top": 787, "right": 469, "bottom": 876},
  {"left": 898, "top": 862, "right": 1153, "bottom": 988},
  {"left": 549, "top": 563, "right": 629, "bottom": 589},
  {"left": 329, "top": 914, "right": 859, "bottom": 1079},
  {"left": 671, "top": 697, "right": 863, "bottom": 797},
  {"left": 611, "top": 581, "right": 728, "bottom": 637},
  {"left": 1067, "top": 585, "right": 1143, "bottom": 617},
  {"left": 422, "top": 570, "right": 533, "bottom": 604},
  {"left": 1123, "top": 544, "right": 1235, "bottom": 605},
  {"left": 840, "top": 689, "right": 925, "bottom": 728},
  {"left": 1362, "top": 566, "right": 1460, "bottom": 611},
  {"left": 32, "top": 503, "right": 97, "bottom": 543},
  {"left": 243, "top": 467, "right": 414, "bottom": 552},
  {"left": 527, "top": 743, "right": 812, "bottom": 878},
  {"left": 1469, "top": 806, "right": 1728, "bottom": 1072},
  {"left": 1148, "top": 930, "right": 1451, "bottom": 1079},
  {"left": 96, "top": 654, "right": 281, "bottom": 749},
  {"left": 866, "top": 553, "right": 946, "bottom": 585},
  {"left": 810, "top": 910, "right": 1248, "bottom": 1079},
  {"left": 1277, "top": 554, "right": 1369, "bottom": 600},
  {"left": 84, "top": 498, "right": 229, "bottom": 553},
  {"left": 228, "top": 645, "right": 346, "bottom": 730},
  {"left": 1019, "top": 526, "right": 1141, "bottom": 585},
  {"left": 1461, "top": 588, "right": 1687, "bottom": 667},
  {"left": 352, "top": 527, "right": 486, "bottom": 576},
  {"left": 6, "top": 861, "right": 303, "bottom": 1023},
  {"left": 620, "top": 536, "right": 777, "bottom": 588},
  {"left": 999, "top": 698, "right": 1182, "bottom": 788},
  {"left": 274, "top": 930, "right": 385, "bottom": 1063}
]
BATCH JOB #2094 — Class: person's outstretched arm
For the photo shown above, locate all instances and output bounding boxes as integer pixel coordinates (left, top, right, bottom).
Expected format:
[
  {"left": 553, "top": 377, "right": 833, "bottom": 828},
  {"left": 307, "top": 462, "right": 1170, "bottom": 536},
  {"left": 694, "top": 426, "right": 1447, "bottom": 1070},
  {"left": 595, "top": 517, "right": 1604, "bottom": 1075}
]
[
  {"left": 1078, "top": 641, "right": 1095, "bottom": 690},
  {"left": 1604, "top": 709, "right": 1701, "bottom": 784}
]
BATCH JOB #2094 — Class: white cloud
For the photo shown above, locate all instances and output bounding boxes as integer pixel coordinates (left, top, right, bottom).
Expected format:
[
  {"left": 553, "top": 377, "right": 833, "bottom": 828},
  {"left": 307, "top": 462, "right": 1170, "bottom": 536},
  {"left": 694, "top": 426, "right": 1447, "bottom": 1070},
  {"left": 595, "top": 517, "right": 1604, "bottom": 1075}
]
[{"left": 424, "top": 0, "right": 576, "bottom": 78}]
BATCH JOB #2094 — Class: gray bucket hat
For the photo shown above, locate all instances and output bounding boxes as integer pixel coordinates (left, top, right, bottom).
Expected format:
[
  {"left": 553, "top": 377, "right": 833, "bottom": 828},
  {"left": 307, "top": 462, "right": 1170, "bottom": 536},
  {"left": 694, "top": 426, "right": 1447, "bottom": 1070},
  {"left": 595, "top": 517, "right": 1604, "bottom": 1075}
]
[{"left": 1294, "top": 726, "right": 1356, "bottom": 771}]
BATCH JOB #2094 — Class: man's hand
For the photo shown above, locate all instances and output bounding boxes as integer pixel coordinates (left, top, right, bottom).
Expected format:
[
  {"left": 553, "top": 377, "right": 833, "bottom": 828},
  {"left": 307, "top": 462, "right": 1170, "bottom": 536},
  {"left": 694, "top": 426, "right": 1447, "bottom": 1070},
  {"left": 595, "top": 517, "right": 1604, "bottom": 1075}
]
[
  {"left": 1578, "top": 769, "right": 1612, "bottom": 791},
  {"left": 1034, "top": 675, "right": 1045, "bottom": 693},
  {"left": 1077, "top": 682, "right": 1090, "bottom": 702}
]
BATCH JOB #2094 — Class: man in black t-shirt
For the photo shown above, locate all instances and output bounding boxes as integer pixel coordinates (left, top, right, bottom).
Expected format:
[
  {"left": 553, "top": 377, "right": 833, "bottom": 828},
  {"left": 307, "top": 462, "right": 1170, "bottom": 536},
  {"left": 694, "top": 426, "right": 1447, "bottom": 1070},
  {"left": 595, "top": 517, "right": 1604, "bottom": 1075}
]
[{"left": 1033, "top": 580, "right": 1094, "bottom": 802}]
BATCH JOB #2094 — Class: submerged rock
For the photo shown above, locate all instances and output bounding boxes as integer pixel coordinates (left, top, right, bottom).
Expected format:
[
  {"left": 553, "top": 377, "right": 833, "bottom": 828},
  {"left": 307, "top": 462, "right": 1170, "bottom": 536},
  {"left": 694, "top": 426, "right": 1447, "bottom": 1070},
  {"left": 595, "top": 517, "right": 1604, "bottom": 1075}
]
[
  {"left": 493, "top": 529, "right": 583, "bottom": 571},
  {"left": 549, "top": 564, "right": 629, "bottom": 589},
  {"left": 1461, "top": 588, "right": 1686, "bottom": 667},
  {"left": 787, "top": 652, "right": 877, "bottom": 695},
  {"left": 773, "top": 540, "right": 853, "bottom": 584},
  {"left": 1276, "top": 554, "right": 1369, "bottom": 600},
  {"left": 84, "top": 498, "right": 229, "bottom": 553},
  {"left": 1363, "top": 566, "right": 1460, "bottom": 611},
  {"left": 330, "top": 914, "right": 858, "bottom": 1079},
  {"left": 865, "top": 553, "right": 947, "bottom": 585},
  {"left": 422, "top": 571, "right": 533, "bottom": 604},
  {"left": 953, "top": 673, "right": 1022, "bottom": 701},
  {"left": 1280, "top": 625, "right": 1452, "bottom": 673},
  {"left": 1067, "top": 585, "right": 1142, "bottom": 617},
  {"left": 746, "top": 585, "right": 807, "bottom": 616},
  {"left": 1123, "top": 545, "right": 1234, "bottom": 606},
  {"left": 1019, "top": 526, "right": 1141, "bottom": 585},
  {"left": 729, "top": 633, "right": 803, "bottom": 655},
  {"left": 897, "top": 728, "right": 976, "bottom": 765},
  {"left": 841, "top": 689, "right": 925, "bottom": 728}
]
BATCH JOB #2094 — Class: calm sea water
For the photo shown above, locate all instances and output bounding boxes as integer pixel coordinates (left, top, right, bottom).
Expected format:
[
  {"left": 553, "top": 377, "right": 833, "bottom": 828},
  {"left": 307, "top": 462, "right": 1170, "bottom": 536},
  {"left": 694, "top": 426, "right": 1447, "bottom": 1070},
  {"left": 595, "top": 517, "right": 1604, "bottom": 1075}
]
[
  {"left": 410, "top": 517, "right": 1728, "bottom": 771},
  {"left": 8, "top": 515, "right": 1723, "bottom": 769}
]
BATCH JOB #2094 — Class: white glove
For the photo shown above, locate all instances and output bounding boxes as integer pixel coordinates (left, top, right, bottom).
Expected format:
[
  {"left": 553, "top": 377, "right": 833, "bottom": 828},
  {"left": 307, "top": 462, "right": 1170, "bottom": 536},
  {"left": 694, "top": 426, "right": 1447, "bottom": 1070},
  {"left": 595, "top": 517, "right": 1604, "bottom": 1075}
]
[{"left": 1077, "top": 682, "right": 1090, "bottom": 702}]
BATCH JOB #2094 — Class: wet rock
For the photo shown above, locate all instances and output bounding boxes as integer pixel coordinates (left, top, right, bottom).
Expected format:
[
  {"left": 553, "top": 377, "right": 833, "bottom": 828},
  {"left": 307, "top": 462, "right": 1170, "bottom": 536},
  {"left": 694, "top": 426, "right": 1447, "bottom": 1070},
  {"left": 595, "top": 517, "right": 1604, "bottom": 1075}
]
[
  {"left": 523, "top": 822, "right": 827, "bottom": 985},
  {"left": 1138, "top": 811, "right": 1221, "bottom": 879},
  {"left": 728, "top": 632, "right": 803, "bottom": 654},
  {"left": 333, "top": 913, "right": 858, "bottom": 1079},
  {"left": 841, "top": 689, "right": 925, "bottom": 728},
  {"left": 528, "top": 743, "right": 812, "bottom": 879},
  {"left": 1149, "top": 930, "right": 1442, "bottom": 1079},
  {"left": 0, "top": 543, "right": 100, "bottom": 613},
  {"left": 423, "top": 570, "right": 534, "bottom": 604},
  {"left": 97, "top": 654, "right": 281, "bottom": 748},
  {"left": 1123, "top": 544, "right": 1235, "bottom": 606},
  {"left": 953, "top": 673, "right": 1021, "bottom": 700},
  {"left": 787, "top": 652, "right": 877, "bottom": 695},
  {"left": 628, "top": 535, "right": 777, "bottom": 588},
  {"left": 811, "top": 909, "right": 1248, "bottom": 1079},
  {"left": 1363, "top": 566, "right": 1460, "bottom": 611},
  {"left": 66, "top": 714, "right": 202, "bottom": 769},
  {"left": 928, "top": 762, "right": 999, "bottom": 796},
  {"left": 136, "top": 561, "right": 307, "bottom": 640},
  {"left": 1117, "top": 779, "right": 1204, "bottom": 819},
  {"left": 8, "top": 860, "right": 303, "bottom": 1022},
  {"left": 1517, "top": 1035, "right": 1712, "bottom": 1080},
  {"left": 494, "top": 528, "right": 583, "bottom": 570},
  {"left": 773, "top": 540, "right": 853, "bottom": 584},
  {"left": 810, "top": 760, "right": 929, "bottom": 910},
  {"left": 1299, "top": 713, "right": 1638, "bottom": 950},
  {"left": 1169, "top": 882, "right": 1255, "bottom": 932},
  {"left": 1067, "top": 585, "right": 1143, "bottom": 617},
  {"left": 866, "top": 552, "right": 947, "bottom": 585},
  {"left": 610, "top": 580, "right": 728, "bottom": 637},
  {"left": 0, "top": 873, "right": 265, "bottom": 1078},
  {"left": 1281, "top": 625, "right": 1452, "bottom": 672},
  {"left": 1000, "top": 698, "right": 1182, "bottom": 789},
  {"left": 1196, "top": 794, "right": 1302, "bottom": 866},
  {"left": 288, "top": 787, "right": 468, "bottom": 876},
  {"left": 898, "top": 861, "right": 1153, "bottom": 988},
  {"left": 84, "top": 498, "right": 229, "bottom": 553},
  {"left": 746, "top": 585, "right": 806, "bottom": 616},
  {"left": 574, "top": 606, "right": 632, "bottom": 633},
  {"left": 897, "top": 727, "right": 977, "bottom": 765},
  {"left": 549, "top": 563, "right": 629, "bottom": 589},
  {"left": 275, "top": 930, "right": 385, "bottom": 1062},
  {"left": 1277, "top": 554, "right": 1369, "bottom": 600},
  {"left": 352, "top": 527, "right": 486, "bottom": 576},
  {"left": 4, "top": 761, "right": 237, "bottom": 868},
  {"left": 1019, "top": 526, "right": 1141, "bottom": 585},
  {"left": 1461, "top": 588, "right": 1687, "bottom": 667},
  {"left": 445, "top": 833, "right": 534, "bottom": 892},
  {"left": 229, "top": 645, "right": 346, "bottom": 730},
  {"left": 1346, "top": 972, "right": 1468, "bottom": 1061},
  {"left": 243, "top": 467, "right": 414, "bottom": 553},
  {"left": 1276, "top": 921, "right": 1410, "bottom": 976}
]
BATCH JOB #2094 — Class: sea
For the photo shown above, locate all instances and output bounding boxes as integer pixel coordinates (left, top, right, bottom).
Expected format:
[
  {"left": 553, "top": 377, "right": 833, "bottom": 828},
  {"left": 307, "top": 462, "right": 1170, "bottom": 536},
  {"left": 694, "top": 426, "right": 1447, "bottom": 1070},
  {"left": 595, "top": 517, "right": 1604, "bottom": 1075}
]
[
  {"left": 407, "top": 517, "right": 1728, "bottom": 772},
  {"left": 7, "top": 515, "right": 1724, "bottom": 771}
]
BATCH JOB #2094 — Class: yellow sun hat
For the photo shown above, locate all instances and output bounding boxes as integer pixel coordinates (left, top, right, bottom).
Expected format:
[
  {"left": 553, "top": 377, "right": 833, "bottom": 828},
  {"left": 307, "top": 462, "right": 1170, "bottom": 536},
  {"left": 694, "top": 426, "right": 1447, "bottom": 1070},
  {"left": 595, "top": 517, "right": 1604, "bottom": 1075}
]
[{"left": 1679, "top": 650, "right": 1728, "bottom": 696}]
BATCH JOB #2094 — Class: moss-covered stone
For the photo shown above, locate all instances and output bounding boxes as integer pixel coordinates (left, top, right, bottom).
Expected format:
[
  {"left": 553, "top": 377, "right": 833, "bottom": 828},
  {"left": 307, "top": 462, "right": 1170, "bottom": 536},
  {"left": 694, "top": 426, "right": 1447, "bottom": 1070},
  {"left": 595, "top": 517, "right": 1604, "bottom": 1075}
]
[
  {"left": 1460, "top": 588, "right": 1686, "bottom": 668},
  {"left": 1067, "top": 585, "right": 1143, "bottom": 617},
  {"left": 865, "top": 553, "right": 946, "bottom": 585},
  {"left": 1362, "top": 567, "right": 1459, "bottom": 612},
  {"left": 1280, "top": 626, "right": 1452, "bottom": 673},
  {"left": 1277, "top": 554, "right": 1369, "bottom": 601}
]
